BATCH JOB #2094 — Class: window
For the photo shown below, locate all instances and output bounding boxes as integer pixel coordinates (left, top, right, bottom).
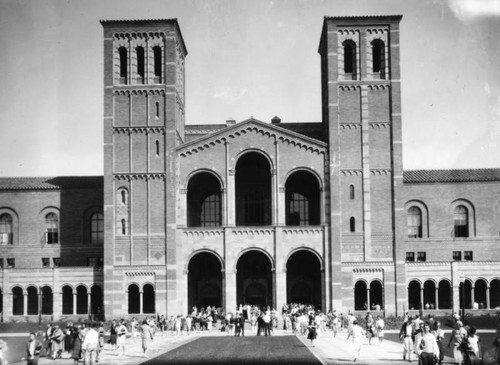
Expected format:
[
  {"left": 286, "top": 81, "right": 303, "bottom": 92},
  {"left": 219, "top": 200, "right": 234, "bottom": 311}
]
[
  {"left": 453, "top": 251, "right": 462, "bottom": 261},
  {"left": 119, "top": 47, "right": 127, "bottom": 78},
  {"left": 42, "top": 258, "right": 50, "bottom": 268},
  {"left": 7, "top": 258, "right": 15, "bottom": 268},
  {"left": 136, "top": 46, "right": 145, "bottom": 78},
  {"left": 464, "top": 251, "right": 473, "bottom": 261},
  {"left": 417, "top": 252, "right": 426, "bottom": 262},
  {"left": 120, "top": 190, "right": 127, "bottom": 205},
  {"left": 200, "top": 194, "right": 221, "bottom": 227},
  {"left": 454, "top": 205, "right": 469, "bottom": 237},
  {"left": 343, "top": 40, "right": 356, "bottom": 75},
  {"left": 407, "top": 207, "right": 422, "bottom": 238},
  {"left": 45, "top": 213, "right": 59, "bottom": 244},
  {"left": 0, "top": 258, "right": 3, "bottom": 268},
  {"left": 372, "top": 39, "right": 385, "bottom": 73},
  {"left": 90, "top": 213, "right": 104, "bottom": 244},
  {"left": 0, "top": 213, "right": 13, "bottom": 245},
  {"left": 155, "top": 101, "right": 160, "bottom": 118},
  {"left": 53, "top": 258, "right": 61, "bottom": 267},
  {"left": 349, "top": 185, "right": 355, "bottom": 200},
  {"left": 406, "top": 252, "right": 415, "bottom": 262},
  {"left": 349, "top": 217, "right": 355, "bottom": 232},
  {"left": 153, "top": 46, "right": 162, "bottom": 81},
  {"left": 155, "top": 140, "right": 160, "bottom": 156},
  {"left": 88, "top": 257, "right": 103, "bottom": 267},
  {"left": 289, "top": 193, "right": 309, "bottom": 226},
  {"left": 121, "top": 219, "right": 127, "bottom": 235}
]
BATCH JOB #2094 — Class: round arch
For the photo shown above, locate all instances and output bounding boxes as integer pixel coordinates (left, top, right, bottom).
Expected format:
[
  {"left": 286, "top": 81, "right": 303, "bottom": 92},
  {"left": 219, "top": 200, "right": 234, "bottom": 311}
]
[
  {"left": 128, "top": 283, "right": 140, "bottom": 314},
  {"left": 369, "top": 279, "right": 384, "bottom": 310},
  {"left": 284, "top": 169, "right": 321, "bottom": 226},
  {"left": 354, "top": 280, "right": 368, "bottom": 310},
  {"left": 236, "top": 249, "right": 274, "bottom": 308},
  {"left": 408, "top": 280, "right": 422, "bottom": 310},
  {"left": 404, "top": 200, "right": 429, "bottom": 238},
  {"left": 284, "top": 167, "right": 324, "bottom": 190},
  {"left": 233, "top": 247, "right": 275, "bottom": 272},
  {"left": 62, "top": 285, "right": 74, "bottom": 315},
  {"left": 184, "top": 168, "right": 225, "bottom": 192},
  {"left": 286, "top": 249, "right": 322, "bottom": 307},
  {"left": 284, "top": 247, "right": 324, "bottom": 272},
  {"left": 233, "top": 148, "right": 275, "bottom": 171},
  {"left": 188, "top": 251, "right": 223, "bottom": 312}
]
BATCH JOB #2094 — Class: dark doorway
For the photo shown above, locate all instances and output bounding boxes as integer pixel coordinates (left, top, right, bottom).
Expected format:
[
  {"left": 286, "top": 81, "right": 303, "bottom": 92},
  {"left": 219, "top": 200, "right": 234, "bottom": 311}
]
[
  {"left": 188, "top": 252, "right": 222, "bottom": 312},
  {"left": 286, "top": 250, "right": 321, "bottom": 307},
  {"left": 237, "top": 251, "right": 273, "bottom": 308}
]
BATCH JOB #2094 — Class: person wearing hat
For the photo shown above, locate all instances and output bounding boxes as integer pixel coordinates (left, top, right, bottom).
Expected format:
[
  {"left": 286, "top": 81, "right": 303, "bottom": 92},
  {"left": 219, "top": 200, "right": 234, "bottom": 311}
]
[{"left": 448, "top": 320, "right": 467, "bottom": 365}]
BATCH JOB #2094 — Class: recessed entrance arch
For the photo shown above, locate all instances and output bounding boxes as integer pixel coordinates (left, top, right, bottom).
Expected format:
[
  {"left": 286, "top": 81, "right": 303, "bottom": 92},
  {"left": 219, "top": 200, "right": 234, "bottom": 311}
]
[
  {"left": 237, "top": 250, "right": 273, "bottom": 309},
  {"left": 286, "top": 250, "right": 321, "bottom": 307},
  {"left": 188, "top": 252, "right": 223, "bottom": 311}
]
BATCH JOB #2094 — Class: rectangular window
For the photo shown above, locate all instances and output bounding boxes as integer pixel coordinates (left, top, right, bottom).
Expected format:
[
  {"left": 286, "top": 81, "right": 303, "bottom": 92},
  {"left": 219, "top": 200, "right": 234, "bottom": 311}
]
[
  {"left": 42, "top": 257, "right": 50, "bottom": 268},
  {"left": 417, "top": 252, "right": 426, "bottom": 262},
  {"left": 7, "top": 258, "right": 15, "bottom": 268},
  {"left": 464, "top": 251, "right": 473, "bottom": 261},
  {"left": 406, "top": 252, "right": 415, "bottom": 262},
  {"left": 53, "top": 258, "right": 61, "bottom": 267},
  {"left": 88, "top": 257, "right": 97, "bottom": 267},
  {"left": 0, "top": 233, "right": 12, "bottom": 245},
  {"left": 0, "top": 258, "right": 3, "bottom": 268},
  {"left": 453, "top": 251, "right": 462, "bottom": 261}
]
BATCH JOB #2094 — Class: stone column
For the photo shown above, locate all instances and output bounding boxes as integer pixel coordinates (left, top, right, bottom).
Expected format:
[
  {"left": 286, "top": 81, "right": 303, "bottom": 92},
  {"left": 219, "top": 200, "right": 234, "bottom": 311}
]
[
  {"left": 140, "top": 291, "right": 144, "bottom": 314},
  {"left": 225, "top": 269, "right": 237, "bottom": 313},
  {"left": 367, "top": 287, "right": 371, "bottom": 310},
  {"left": 87, "top": 292, "right": 92, "bottom": 315},
  {"left": 435, "top": 286, "right": 439, "bottom": 310},
  {"left": 420, "top": 287, "right": 424, "bottom": 311},
  {"left": 73, "top": 292, "right": 77, "bottom": 315},
  {"left": 486, "top": 286, "right": 490, "bottom": 309},
  {"left": 225, "top": 141, "right": 235, "bottom": 226},
  {"left": 23, "top": 293, "right": 28, "bottom": 316}
]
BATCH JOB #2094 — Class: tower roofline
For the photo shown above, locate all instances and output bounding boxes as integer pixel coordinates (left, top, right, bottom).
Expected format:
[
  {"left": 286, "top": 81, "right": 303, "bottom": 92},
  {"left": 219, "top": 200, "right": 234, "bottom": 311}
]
[{"left": 100, "top": 18, "right": 187, "bottom": 56}]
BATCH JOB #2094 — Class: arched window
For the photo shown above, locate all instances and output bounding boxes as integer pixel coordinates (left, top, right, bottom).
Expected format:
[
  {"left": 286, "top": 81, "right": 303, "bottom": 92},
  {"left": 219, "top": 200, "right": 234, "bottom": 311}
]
[
  {"left": 136, "top": 46, "right": 145, "bottom": 79},
  {"left": 0, "top": 213, "right": 13, "bottom": 245},
  {"left": 372, "top": 39, "right": 385, "bottom": 75},
  {"left": 118, "top": 47, "right": 127, "bottom": 81},
  {"left": 343, "top": 40, "right": 356, "bottom": 78},
  {"left": 289, "top": 193, "right": 309, "bottom": 226},
  {"left": 62, "top": 285, "right": 73, "bottom": 315},
  {"left": 120, "top": 190, "right": 126, "bottom": 204},
  {"left": 45, "top": 213, "right": 59, "bottom": 244},
  {"left": 407, "top": 207, "right": 422, "bottom": 238},
  {"left": 285, "top": 171, "right": 321, "bottom": 226},
  {"left": 41, "top": 286, "right": 53, "bottom": 315},
  {"left": 76, "top": 285, "right": 88, "bottom": 314},
  {"left": 155, "top": 140, "right": 160, "bottom": 156},
  {"left": 90, "top": 213, "right": 104, "bottom": 244},
  {"left": 12, "top": 286, "right": 24, "bottom": 315},
  {"left": 121, "top": 219, "right": 127, "bottom": 235},
  {"left": 153, "top": 46, "right": 162, "bottom": 82},
  {"left": 27, "top": 286, "right": 38, "bottom": 315},
  {"left": 143, "top": 284, "right": 155, "bottom": 314},
  {"left": 201, "top": 194, "right": 221, "bottom": 227},
  {"left": 454, "top": 205, "right": 469, "bottom": 238},
  {"left": 349, "top": 217, "right": 355, "bottom": 232},
  {"left": 128, "top": 284, "right": 140, "bottom": 314},
  {"left": 349, "top": 185, "right": 355, "bottom": 200},
  {"left": 155, "top": 101, "right": 160, "bottom": 118},
  {"left": 187, "top": 172, "right": 222, "bottom": 227}
]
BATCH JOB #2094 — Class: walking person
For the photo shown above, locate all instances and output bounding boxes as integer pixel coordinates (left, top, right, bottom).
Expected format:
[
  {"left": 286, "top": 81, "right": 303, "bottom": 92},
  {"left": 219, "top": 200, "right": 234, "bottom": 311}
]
[
  {"left": 399, "top": 317, "right": 415, "bottom": 362},
  {"left": 71, "top": 326, "right": 83, "bottom": 365},
  {"left": 96, "top": 322, "right": 105, "bottom": 363},
  {"left": 140, "top": 320, "right": 154, "bottom": 358},
  {"left": 375, "top": 315, "right": 385, "bottom": 343},
  {"left": 432, "top": 321, "right": 445, "bottom": 365},
  {"left": 365, "top": 312, "right": 374, "bottom": 345},
  {"left": 448, "top": 320, "right": 467, "bottom": 365},
  {"left": 109, "top": 320, "right": 118, "bottom": 351},
  {"left": 0, "top": 338, "right": 7, "bottom": 365},
  {"left": 415, "top": 322, "right": 440, "bottom": 365},
  {"left": 307, "top": 320, "right": 318, "bottom": 347},
  {"left": 116, "top": 320, "right": 128, "bottom": 355},
  {"left": 82, "top": 323, "right": 99, "bottom": 365},
  {"left": 26, "top": 332, "right": 43, "bottom": 365},
  {"left": 462, "top": 327, "right": 481, "bottom": 365},
  {"left": 347, "top": 320, "right": 365, "bottom": 362}
]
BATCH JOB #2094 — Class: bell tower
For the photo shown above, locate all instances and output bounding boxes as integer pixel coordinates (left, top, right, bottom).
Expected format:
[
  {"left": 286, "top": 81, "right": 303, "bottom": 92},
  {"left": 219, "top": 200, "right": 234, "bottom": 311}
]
[
  {"left": 319, "top": 15, "right": 405, "bottom": 315},
  {"left": 100, "top": 19, "right": 187, "bottom": 317}
]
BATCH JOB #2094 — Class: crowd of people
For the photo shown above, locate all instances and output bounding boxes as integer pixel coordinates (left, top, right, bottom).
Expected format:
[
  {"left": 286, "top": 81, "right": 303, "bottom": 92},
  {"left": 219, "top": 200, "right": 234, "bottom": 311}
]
[{"left": 0, "top": 304, "right": 499, "bottom": 365}]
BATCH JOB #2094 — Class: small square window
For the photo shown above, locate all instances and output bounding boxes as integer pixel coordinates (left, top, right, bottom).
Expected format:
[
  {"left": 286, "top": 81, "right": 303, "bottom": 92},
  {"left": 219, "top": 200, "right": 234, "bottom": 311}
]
[
  {"left": 7, "top": 258, "right": 15, "bottom": 268},
  {"left": 88, "top": 257, "right": 97, "bottom": 267},
  {"left": 453, "top": 251, "right": 462, "bottom": 261},
  {"left": 406, "top": 252, "right": 415, "bottom": 262},
  {"left": 42, "top": 258, "right": 50, "bottom": 268},
  {"left": 464, "top": 251, "right": 473, "bottom": 261},
  {"left": 53, "top": 258, "right": 61, "bottom": 267},
  {"left": 417, "top": 252, "right": 426, "bottom": 262}
]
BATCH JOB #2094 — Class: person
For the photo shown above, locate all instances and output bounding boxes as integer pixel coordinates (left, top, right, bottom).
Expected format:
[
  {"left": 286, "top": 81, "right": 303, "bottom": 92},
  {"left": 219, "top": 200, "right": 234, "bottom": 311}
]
[
  {"left": 432, "top": 321, "right": 445, "bottom": 365},
  {"left": 307, "top": 319, "right": 318, "bottom": 347},
  {"left": 71, "top": 327, "right": 83, "bottom": 365},
  {"left": 26, "top": 332, "right": 43, "bottom": 365},
  {"left": 448, "top": 320, "right": 467, "bottom": 365},
  {"left": 0, "top": 338, "right": 7, "bottom": 365},
  {"left": 96, "top": 322, "right": 105, "bottom": 363},
  {"left": 347, "top": 320, "right": 365, "bottom": 362},
  {"left": 109, "top": 320, "right": 117, "bottom": 350},
  {"left": 332, "top": 311, "right": 339, "bottom": 338},
  {"left": 399, "top": 317, "right": 414, "bottom": 362},
  {"left": 365, "top": 312, "right": 374, "bottom": 345},
  {"left": 493, "top": 326, "right": 500, "bottom": 365},
  {"left": 51, "top": 324, "right": 64, "bottom": 359},
  {"left": 116, "top": 320, "right": 128, "bottom": 355},
  {"left": 140, "top": 320, "right": 154, "bottom": 357},
  {"left": 375, "top": 315, "right": 385, "bottom": 343},
  {"left": 130, "top": 317, "right": 138, "bottom": 342},
  {"left": 82, "top": 323, "right": 99, "bottom": 365},
  {"left": 462, "top": 327, "right": 481, "bottom": 365},
  {"left": 415, "top": 322, "right": 439, "bottom": 365},
  {"left": 185, "top": 315, "right": 193, "bottom": 336}
]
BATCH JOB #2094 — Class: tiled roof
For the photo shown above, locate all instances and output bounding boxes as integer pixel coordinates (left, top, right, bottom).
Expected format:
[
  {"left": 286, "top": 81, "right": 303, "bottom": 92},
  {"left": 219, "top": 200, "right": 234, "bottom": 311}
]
[
  {"left": 403, "top": 169, "right": 500, "bottom": 184},
  {"left": 0, "top": 176, "right": 103, "bottom": 191}
]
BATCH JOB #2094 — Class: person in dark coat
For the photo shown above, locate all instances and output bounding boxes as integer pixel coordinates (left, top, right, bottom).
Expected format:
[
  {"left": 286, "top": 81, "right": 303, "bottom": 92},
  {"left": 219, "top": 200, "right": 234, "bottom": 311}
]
[
  {"left": 71, "top": 328, "right": 83, "bottom": 365},
  {"left": 26, "top": 332, "right": 42, "bottom": 365}
]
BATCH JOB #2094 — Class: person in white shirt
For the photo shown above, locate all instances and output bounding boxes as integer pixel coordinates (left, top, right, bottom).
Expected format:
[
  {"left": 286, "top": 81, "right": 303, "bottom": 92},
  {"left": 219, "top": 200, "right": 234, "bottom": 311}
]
[
  {"left": 347, "top": 320, "right": 365, "bottom": 362},
  {"left": 82, "top": 324, "right": 99, "bottom": 365},
  {"left": 415, "top": 323, "right": 439, "bottom": 365}
]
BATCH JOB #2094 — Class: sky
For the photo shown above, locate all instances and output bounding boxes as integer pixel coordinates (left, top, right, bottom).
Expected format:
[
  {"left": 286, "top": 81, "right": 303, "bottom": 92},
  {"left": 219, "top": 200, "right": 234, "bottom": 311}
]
[{"left": 0, "top": 0, "right": 499, "bottom": 177}]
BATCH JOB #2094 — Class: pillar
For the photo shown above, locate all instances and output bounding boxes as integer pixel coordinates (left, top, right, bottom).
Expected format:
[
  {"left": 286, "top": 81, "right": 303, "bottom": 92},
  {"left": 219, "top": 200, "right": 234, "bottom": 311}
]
[
  {"left": 486, "top": 286, "right": 490, "bottom": 309},
  {"left": 470, "top": 286, "right": 474, "bottom": 308},
  {"left": 87, "top": 292, "right": 91, "bottom": 315},
  {"left": 435, "top": 286, "right": 439, "bottom": 310},
  {"left": 367, "top": 287, "right": 371, "bottom": 310},
  {"left": 23, "top": 293, "right": 28, "bottom": 316},
  {"left": 140, "top": 291, "right": 144, "bottom": 314},
  {"left": 224, "top": 269, "right": 237, "bottom": 313},
  {"left": 420, "top": 287, "right": 424, "bottom": 311},
  {"left": 73, "top": 292, "right": 77, "bottom": 315}
]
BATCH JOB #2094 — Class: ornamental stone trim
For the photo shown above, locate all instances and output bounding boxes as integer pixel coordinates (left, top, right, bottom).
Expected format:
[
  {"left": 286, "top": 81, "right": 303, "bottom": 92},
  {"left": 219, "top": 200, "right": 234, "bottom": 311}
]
[
  {"left": 113, "top": 174, "right": 166, "bottom": 181},
  {"left": 114, "top": 127, "right": 165, "bottom": 135},
  {"left": 113, "top": 89, "right": 166, "bottom": 96},
  {"left": 183, "top": 229, "right": 224, "bottom": 237},
  {"left": 231, "top": 229, "right": 273, "bottom": 236},
  {"left": 367, "top": 84, "right": 390, "bottom": 91},
  {"left": 370, "top": 169, "right": 391, "bottom": 175},
  {"left": 353, "top": 268, "right": 384, "bottom": 273},
  {"left": 369, "top": 122, "right": 391, "bottom": 128},
  {"left": 125, "top": 271, "right": 156, "bottom": 276},
  {"left": 113, "top": 32, "right": 166, "bottom": 40},
  {"left": 282, "top": 228, "right": 323, "bottom": 235},
  {"left": 339, "top": 85, "right": 361, "bottom": 91},
  {"left": 340, "top": 123, "right": 361, "bottom": 129},
  {"left": 341, "top": 169, "right": 363, "bottom": 176}
]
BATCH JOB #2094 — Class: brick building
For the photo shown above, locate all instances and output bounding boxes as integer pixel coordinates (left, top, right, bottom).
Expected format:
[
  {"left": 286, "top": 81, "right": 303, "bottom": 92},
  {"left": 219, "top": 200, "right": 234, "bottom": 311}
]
[{"left": 0, "top": 16, "right": 499, "bottom": 322}]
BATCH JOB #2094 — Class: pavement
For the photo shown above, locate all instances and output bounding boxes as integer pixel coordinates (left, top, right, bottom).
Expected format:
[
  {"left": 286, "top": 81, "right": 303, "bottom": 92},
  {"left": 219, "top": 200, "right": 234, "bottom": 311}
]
[{"left": 6, "top": 328, "right": 458, "bottom": 365}]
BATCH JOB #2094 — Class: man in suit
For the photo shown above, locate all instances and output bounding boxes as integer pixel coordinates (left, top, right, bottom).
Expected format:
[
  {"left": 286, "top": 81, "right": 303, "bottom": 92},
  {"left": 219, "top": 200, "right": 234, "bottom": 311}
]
[{"left": 26, "top": 332, "right": 43, "bottom": 365}]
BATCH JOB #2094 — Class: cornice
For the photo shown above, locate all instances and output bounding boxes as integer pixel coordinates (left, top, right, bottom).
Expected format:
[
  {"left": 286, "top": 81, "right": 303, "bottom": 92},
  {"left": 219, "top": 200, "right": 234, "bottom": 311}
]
[
  {"left": 113, "top": 89, "right": 166, "bottom": 96},
  {"left": 369, "top": 122, "right": 391, "bottom": 128},
  {"left": 114, "top": 127, "right": 165, "bottom": 135},
  {"left": 113, "top": 174, "right": 166, "bottom": 181}
]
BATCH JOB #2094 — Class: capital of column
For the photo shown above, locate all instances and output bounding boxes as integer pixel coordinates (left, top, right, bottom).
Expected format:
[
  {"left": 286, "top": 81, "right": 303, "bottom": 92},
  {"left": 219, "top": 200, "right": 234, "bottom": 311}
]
[{"left": 228, "top": 169, "right": 235, "bottom": 176}]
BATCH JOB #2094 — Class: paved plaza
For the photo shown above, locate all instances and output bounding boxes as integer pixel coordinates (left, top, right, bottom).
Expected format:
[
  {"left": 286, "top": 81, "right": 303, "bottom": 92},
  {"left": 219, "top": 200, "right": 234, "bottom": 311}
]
[{"left": 7, "top": 327, "right": 458, "bottom": 365}]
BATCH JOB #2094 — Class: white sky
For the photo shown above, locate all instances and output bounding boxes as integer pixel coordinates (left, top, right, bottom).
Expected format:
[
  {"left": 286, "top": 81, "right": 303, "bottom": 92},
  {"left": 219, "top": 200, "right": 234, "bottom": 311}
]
[{"left": 0, "top": 0, "right": 499, "bottom": 177}]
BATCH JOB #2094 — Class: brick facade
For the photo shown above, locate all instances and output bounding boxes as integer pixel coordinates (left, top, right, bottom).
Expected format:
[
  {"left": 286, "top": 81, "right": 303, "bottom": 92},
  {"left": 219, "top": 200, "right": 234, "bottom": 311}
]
[{"left": 0, "top": 16, "right": 499, "bottom": 322}]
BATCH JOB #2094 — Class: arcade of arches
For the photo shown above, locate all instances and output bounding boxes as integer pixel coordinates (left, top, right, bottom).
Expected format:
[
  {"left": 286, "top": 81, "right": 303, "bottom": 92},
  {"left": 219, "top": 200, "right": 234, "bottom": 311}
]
[
  {"left": 184, "top": 249, "right": 323, "bottom": 312},
  {"left": 407, "top": 278, "right": 500, "bottom": 310}
]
